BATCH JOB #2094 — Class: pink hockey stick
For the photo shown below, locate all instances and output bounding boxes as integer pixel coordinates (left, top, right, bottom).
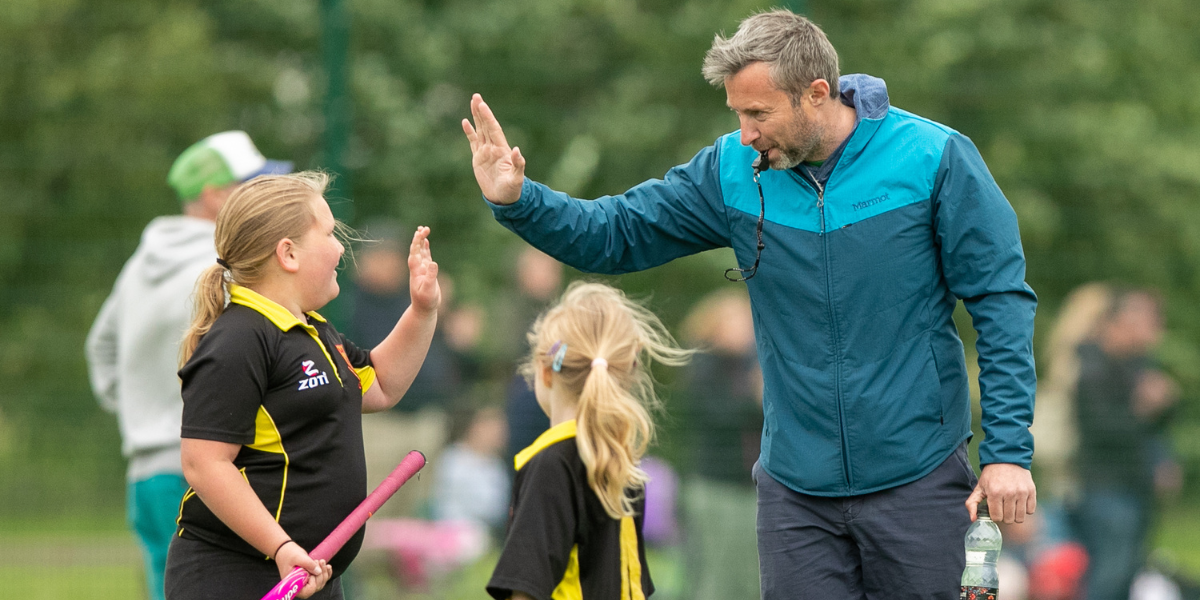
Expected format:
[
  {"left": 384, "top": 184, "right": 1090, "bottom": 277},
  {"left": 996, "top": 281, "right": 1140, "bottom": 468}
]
[{"left": 260, "top": 450, "right": 427, "bottom": 600}]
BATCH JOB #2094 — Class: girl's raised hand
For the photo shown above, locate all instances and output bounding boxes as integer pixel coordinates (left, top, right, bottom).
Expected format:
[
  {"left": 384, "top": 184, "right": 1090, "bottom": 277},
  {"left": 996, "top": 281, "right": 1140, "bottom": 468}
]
[{"left": 408, "top": 226, "right": 441, "bottom": 315}]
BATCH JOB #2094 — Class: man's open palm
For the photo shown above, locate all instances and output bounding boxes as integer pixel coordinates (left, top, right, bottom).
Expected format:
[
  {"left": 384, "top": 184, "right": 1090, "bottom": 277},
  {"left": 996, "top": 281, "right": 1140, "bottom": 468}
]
[{"left": 462, "top": 93, "right": 525, "bottom": 205}]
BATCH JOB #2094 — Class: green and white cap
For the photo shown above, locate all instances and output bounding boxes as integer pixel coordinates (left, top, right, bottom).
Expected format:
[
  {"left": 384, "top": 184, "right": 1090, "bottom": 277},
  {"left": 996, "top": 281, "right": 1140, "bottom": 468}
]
[{"left": 167, "top": 131, "right": 293, "bottom": 201}]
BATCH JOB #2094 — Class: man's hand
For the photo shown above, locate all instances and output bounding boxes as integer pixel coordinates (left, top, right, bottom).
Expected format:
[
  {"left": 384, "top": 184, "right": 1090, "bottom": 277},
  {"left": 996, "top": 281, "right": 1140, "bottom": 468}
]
[
  {"left": 462, "top": 93, "right": 526, "bottom": 205},
  {"left": 965, "top": 463, "right": 1036, "bottom": 523}
]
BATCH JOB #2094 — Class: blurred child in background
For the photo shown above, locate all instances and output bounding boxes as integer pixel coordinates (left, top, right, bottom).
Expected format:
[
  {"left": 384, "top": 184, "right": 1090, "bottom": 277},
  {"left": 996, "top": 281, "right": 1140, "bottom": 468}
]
[{"left": 433, "top": 405, "right": 511, "bottom": 534}]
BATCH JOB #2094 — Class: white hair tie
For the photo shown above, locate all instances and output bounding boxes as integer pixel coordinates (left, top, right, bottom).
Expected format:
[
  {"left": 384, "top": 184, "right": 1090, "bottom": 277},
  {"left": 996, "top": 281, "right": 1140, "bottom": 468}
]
[{"left": 591, "top": 357, "right": 608, "bottom": 370}]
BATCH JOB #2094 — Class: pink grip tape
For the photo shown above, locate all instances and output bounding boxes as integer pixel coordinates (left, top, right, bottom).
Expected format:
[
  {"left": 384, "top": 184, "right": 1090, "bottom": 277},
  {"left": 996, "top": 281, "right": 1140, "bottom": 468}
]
[{"left": 260, "top": 450, "right": 426, "bottom": 600}]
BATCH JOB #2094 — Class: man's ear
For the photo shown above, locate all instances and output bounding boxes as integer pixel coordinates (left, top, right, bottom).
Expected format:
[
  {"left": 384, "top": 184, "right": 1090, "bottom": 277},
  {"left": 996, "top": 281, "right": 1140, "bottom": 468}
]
[
  {"left": 276, "top": 238, "right": 301, "bottom": 273},
  {"left": 807, "top": 79, "right": 832, "bottom": 106}
]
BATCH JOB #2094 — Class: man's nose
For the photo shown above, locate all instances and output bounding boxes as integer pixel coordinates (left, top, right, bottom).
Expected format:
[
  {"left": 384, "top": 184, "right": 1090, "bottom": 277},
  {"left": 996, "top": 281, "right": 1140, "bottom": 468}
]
[{"left": 739, "top": 119, "right": 759, "bottom": 147}]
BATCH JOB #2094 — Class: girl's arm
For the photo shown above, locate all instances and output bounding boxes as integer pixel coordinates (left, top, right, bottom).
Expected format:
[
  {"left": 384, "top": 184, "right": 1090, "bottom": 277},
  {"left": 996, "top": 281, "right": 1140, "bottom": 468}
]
[
  {"left": 510, "top": 594, "right": 536, "bottom": 600},
  {"left": 362, "top": 227, "right": 441, "bottom": 414},
  {"left": 181, "top": 438, "right": 332, "bottom": 598}
]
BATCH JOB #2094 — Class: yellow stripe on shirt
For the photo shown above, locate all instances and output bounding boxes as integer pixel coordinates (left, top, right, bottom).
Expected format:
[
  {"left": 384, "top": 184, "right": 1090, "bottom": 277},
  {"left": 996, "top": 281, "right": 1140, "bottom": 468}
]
[
  {"left": 245, "top": 406, "right": 290, "bottom": 523},
  {"left": 550, "top": 545, "right": 582, "bottom": 600},
  {"left": 620, "top": 516, "right": 645, "bottom": 600},
  {"left": 515, "top": 420, "right": 578, "bottom": 471}
]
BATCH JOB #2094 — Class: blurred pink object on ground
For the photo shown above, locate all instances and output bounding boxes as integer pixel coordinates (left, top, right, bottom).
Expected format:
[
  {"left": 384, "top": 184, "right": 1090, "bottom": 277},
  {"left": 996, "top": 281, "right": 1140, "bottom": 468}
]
[{"left": 362, "top": 518, "right": 489, "bottom": 588}]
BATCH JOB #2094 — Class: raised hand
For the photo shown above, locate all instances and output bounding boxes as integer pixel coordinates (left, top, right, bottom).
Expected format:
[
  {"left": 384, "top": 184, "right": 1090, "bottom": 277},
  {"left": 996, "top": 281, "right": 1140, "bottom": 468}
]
[
  {"left": 408, "top": 226, "right": 441, "bottom": 315},
  {"left": 462, "top": 93, "right": 526, "bottom": 204}
]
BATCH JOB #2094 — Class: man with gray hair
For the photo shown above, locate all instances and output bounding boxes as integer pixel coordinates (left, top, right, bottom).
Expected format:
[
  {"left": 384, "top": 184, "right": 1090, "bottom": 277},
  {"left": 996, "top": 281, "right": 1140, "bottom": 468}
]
[{"left": 463, "top": 9, "right": 1036, "bottom": 599}]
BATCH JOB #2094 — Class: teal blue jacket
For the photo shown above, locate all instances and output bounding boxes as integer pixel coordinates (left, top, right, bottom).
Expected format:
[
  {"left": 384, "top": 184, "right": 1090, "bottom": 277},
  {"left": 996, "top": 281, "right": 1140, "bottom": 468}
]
[{"left": 491, "top": 74, "right": 1036, "bottom": 496}]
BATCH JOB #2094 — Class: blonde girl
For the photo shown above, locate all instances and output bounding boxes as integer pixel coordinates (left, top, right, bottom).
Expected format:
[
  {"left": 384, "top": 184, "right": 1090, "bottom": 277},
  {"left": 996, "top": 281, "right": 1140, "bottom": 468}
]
[
  {"left": 486, "top": 282, "right": 691, "bottom": 600},
  {"left": 164, "top": 173, "right": 440, "bottom": 600}
]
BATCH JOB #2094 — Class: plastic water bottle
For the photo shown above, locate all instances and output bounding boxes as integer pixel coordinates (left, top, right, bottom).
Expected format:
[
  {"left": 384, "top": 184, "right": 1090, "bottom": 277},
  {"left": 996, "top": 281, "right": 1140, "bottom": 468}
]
[{"left": 960, "top": 502, "right": 1001, "bottom": 600}]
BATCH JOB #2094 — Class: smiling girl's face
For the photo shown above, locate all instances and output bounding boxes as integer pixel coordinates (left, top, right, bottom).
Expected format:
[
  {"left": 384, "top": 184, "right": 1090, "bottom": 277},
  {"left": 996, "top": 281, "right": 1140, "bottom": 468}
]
[{"left": 293, "top": 195, "right": 345, "bottom": 312}]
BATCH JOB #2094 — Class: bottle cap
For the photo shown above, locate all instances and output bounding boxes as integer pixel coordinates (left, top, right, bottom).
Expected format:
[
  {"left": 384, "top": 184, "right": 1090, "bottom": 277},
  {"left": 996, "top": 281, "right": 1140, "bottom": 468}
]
[{"left": 977, "top": 500, "right": 990, "bottom": 519}]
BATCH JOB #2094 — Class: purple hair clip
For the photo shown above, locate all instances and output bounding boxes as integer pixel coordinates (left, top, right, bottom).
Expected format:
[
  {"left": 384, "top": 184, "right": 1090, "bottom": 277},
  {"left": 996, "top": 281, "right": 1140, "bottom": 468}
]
[{"left": 548, "top": 340, "right": 568, "bottom": 372}]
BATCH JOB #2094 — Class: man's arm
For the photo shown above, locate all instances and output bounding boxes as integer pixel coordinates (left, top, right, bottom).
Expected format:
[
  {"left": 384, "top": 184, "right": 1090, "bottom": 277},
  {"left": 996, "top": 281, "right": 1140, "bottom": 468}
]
[
  {"left": 933, "top": 133, "right": 1038, "bottom": 523},
  {"left": 85, "top": 293, "right": 121, "bottom": 412},
  {"left": 463, "top": 94, "right": 731, "bottom": 274}
]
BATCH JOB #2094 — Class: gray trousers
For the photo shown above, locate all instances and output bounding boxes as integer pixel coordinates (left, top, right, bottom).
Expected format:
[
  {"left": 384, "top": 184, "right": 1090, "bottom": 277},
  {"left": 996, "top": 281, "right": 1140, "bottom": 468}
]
[{"left": 755, "top": 442, "right": 977, "bottom": 600}]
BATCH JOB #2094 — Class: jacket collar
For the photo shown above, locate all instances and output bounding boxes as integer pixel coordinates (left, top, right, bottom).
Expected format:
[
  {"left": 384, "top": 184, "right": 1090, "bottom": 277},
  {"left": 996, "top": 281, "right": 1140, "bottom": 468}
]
[
  {"left": 514, "top": 419, "right": 577, "bottom": 471},
  {"left": 838, "top": 74, "right": 889, "bottom": 121},
  {"left": 229, "top": 284, "right": 327, "bottom": 332},
  {"left": 833, "top": 74, "right": 890, "bottom": 168}
]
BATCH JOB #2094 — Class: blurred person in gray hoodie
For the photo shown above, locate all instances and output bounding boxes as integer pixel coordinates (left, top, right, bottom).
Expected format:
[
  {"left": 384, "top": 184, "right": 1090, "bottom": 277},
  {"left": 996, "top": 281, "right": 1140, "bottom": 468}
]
[{"left": 86, "top": 131, "right": 290, "bottom": 600}]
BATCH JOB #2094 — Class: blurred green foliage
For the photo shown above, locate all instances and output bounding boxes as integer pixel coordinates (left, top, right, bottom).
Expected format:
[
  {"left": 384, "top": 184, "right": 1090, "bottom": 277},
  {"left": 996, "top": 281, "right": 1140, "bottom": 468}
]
[{"left": 3, "top": 0, "right": 1200, "bottom": 519}]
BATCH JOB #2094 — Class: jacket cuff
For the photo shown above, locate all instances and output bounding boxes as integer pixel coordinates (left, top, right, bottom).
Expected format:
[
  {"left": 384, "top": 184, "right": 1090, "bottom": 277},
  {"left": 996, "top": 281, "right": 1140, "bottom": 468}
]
[
  {"left": 486, "top": 178, "right": 537, "bottom": 221},
  {"left": 979, "top": 435, "right": 1034, "bottom": 470}
]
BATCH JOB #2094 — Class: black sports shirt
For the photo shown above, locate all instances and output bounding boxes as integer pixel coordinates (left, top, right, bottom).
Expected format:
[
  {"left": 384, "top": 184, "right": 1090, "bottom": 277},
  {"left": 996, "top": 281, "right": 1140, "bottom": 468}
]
[
  {"left": 176, "top": 285, "right": 377, "bottom": 576},
  {"left": 487, "top": 420, "right": 654, "bottom": 600}
]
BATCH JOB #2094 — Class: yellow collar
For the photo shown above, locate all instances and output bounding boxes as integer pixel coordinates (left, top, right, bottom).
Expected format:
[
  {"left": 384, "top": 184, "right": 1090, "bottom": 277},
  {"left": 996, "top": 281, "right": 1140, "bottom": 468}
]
[
  {"left": 229, "top": 284, "right": 327, "bottom": 332},
  {"left": 514, "top": 420, "right": 577, "bottom": 471}
]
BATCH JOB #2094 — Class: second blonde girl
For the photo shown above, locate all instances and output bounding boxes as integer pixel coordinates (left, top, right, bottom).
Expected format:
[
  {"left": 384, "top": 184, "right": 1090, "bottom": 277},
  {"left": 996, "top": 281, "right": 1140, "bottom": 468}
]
[{"left": 487, "top": 282, "right": 690, "bottom": 600}]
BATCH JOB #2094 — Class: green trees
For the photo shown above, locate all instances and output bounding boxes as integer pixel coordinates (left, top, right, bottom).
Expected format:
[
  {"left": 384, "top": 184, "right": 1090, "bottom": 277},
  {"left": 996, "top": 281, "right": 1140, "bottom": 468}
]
[{"left": 3, "top": 0, "right": 1200, "bottom": 516}]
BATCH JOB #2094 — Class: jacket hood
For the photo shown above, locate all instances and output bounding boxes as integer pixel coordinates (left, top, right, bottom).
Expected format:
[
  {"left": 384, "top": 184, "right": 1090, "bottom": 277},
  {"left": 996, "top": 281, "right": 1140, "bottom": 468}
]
[
  {"left": 839, "top": 74, "right": 889, "bottom": 120},
  {"left": 137, "top": 216, "right": 217, "bottom": 284}
]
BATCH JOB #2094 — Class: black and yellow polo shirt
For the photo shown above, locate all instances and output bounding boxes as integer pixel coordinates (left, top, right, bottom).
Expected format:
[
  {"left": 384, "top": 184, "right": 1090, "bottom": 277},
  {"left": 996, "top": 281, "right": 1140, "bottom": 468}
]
[
  {"left": 176, "top": 285, "right": 376, "bottom": 576},
  {"left": 487, "top": 420, "right": 654, "bottom": 600}
]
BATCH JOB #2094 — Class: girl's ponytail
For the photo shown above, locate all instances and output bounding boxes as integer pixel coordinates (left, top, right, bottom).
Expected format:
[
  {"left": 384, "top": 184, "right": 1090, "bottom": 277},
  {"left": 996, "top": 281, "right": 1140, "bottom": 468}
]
[
  {"left": 180, "top": 263, "right": 229, "bottom": 365},
  {"left": 576, "top": 356, "right": 654, "bottom": 518}
]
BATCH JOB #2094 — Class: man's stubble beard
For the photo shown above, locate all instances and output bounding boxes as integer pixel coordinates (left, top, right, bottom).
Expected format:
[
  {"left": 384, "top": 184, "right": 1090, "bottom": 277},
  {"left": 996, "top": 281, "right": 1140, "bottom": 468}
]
[{"left": 771, "top": 106, "right": 823, "bottom": 170}]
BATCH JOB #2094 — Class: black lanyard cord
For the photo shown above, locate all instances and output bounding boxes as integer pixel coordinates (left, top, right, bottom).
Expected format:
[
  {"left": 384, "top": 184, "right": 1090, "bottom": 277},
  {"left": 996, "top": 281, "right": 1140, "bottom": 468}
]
[{"left": 725, "top": 152, "right": 769, "bottom": 282}]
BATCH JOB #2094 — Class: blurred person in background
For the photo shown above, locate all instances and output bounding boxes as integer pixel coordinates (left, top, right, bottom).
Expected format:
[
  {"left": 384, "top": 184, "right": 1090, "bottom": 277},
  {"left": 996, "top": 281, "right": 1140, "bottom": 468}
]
[
  {"left": 85, "top": 131, "right": 290, "bottom": 600},
  {"left": 432, "top": 404, "right": 511, "bottom": 535},
  {"left": 1032, "top": 283, "right": 1114, "bottom": 504},
  {"left": 1071, "top": 288, "right": 1180, "bottom": 600},
  {"left": 676, "top": 288, "right": 762, "bottom": 600},
  {"left": 350, "top": 218, "right": 482, "bottom": 517},
  {"left": 501, "top": 246, "right": 562, "bottom": 467},
  {"left": 464, "top": 8, "right": 1037, "bottom": 598}
]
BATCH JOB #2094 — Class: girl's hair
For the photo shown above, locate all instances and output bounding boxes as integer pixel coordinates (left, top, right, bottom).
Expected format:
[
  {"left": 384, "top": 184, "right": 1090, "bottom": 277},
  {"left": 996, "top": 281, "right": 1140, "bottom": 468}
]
[
  {"left": 179, "top": 172, "right": 330, "bottom": 365},
  {"left": 521, "top": 282, "right": 692, "bottom": 519},
  {"left": 1041, "top": 282, "right": 1112, "bottom": 397}
]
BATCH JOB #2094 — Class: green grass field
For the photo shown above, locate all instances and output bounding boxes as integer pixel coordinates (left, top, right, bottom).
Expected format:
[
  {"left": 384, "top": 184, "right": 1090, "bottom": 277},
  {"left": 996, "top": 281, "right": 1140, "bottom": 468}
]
[
  {"left": 5, "top": 504, "right": 1200, "bottom": 600},
  {"left": 1, "top": 527, "right": 144, "bottom": 600}
]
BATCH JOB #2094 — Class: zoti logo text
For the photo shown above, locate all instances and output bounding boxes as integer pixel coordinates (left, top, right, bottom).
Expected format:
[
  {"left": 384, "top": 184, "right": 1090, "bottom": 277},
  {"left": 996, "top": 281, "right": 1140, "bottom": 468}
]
[{"left": 298, "top": 359, "right": 330, "bottom": 390}]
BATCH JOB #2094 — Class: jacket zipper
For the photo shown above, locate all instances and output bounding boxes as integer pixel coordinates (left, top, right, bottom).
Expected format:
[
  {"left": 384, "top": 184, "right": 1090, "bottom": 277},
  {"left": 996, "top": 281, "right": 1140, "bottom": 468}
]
[{"left": 802, "top": 174, "right": 852, "bottom": 493}]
